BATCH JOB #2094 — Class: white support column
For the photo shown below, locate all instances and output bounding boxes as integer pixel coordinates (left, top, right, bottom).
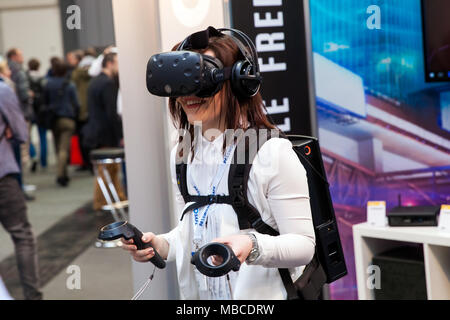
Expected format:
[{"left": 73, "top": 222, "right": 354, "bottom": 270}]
[
  {"left": 112, "top": 0, "right": 227, "bottom": 300},
  {"left": 112, "top": 0, "right": 176, "bottom": 300}
]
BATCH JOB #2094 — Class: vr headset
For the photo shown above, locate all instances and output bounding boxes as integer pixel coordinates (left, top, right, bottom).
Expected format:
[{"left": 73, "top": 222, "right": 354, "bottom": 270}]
[{"left": 146, "top": 26, "right": 262, "bottom": 99}]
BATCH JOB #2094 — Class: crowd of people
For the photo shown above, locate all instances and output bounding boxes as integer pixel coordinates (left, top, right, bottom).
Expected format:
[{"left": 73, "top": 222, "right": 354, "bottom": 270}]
[
  {"left": 1, "top": 46, "right": 123, "bottom": 189},
  {"left": 0, "top": 45, "right": 124, "bottom": 299}
]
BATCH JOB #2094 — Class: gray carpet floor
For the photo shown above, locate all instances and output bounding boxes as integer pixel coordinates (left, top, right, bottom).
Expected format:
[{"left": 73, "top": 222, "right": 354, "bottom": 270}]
[{"left": 0, "top": 164, "right": 133, "bottom": 300}]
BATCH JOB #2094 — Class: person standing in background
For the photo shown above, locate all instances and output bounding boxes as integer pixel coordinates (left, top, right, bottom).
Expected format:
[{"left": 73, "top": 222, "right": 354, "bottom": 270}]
[
  {"left": 65, "top": 50, "right": 83, "bottom": 80},
  {"left": 88, "top": 46, "right": 127, "bottom": 193},
  {"left": 7, "top": 48, "right": 33, "bottom": 121},
  {"left": 46, "top": 56, "right": 59, "bottom": 78},
  {"left": 6, "top": 48, "right": 34, "bottom": 201},
  {"left": 88, "top": 46, "right": 123, "bottom": 117},
  {"left": 71, "top": 50, "right": 95, "bottom": 171},
  {"left": 0, "top": 58, "right": 15, "bottom": 89},
  {"left": 0, "top": 80, "right": 42, "bottom": 300},
  {"left": 27, "top": 58, "right": 48, "bottom": 171},
  {"left": 44, "top": 59, "right": 79, "bottom": 187},
  {"left": 83, "top": 52, "right": 125, "bottom": 210}
]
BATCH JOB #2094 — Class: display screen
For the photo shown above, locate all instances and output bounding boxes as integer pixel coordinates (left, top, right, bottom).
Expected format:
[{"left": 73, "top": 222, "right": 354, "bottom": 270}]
[
  {"left": 309, "top": 0, "right": 450, "bottom": 300},
  {"left": 422, "top": 0, "right": 450, "bottom": 82}
]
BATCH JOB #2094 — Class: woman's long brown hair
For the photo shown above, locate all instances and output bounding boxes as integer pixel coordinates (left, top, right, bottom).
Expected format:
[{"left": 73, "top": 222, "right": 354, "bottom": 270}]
[{"left": 168, "top": 34, "right": 278, "bottom": 157}]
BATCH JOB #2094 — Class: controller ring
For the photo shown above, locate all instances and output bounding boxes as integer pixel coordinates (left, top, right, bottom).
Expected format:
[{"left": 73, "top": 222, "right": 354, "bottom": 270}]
[{"left": 191, "top": 242, "right": 241, "bottom": 277}]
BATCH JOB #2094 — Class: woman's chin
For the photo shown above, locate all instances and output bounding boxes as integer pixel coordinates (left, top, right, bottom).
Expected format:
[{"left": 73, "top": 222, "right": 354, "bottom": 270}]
[{"left": 186, "top": 117, "right": 202, "bottom": 126}]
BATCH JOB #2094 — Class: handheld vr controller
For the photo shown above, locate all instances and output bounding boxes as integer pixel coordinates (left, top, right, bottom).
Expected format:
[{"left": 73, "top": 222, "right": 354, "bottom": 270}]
[
  {"left": 191, "top": 242, "right": 240, "bottom": 277},
  {"left": 98, "top": 221, "right": 166, "bottom": 269}
]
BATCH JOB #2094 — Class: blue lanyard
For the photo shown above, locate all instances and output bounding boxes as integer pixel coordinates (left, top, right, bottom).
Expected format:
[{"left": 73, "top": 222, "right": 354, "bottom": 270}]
[{"left": 190, "top": 144, "right": 235, "bottom": 248}]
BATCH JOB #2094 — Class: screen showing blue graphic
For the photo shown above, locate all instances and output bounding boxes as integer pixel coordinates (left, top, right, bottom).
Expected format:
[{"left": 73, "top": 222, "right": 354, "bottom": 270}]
[
  {"left": 310, "top": 0, "right": 450, "bottom": 300},
  {"left": 422, "top": 0, "right": 450, "bottom": 82}
]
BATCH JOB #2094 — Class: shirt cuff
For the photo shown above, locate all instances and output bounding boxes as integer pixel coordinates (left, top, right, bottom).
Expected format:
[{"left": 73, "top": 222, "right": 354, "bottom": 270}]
[{"left": 159, "top": 229, "right": 177, "bottom": 262}]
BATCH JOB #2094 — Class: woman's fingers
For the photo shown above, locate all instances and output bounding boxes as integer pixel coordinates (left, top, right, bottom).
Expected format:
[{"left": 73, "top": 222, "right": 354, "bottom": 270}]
[
  {"left": 121, "top": 237, "right": 133, "bottom": 245},
  {"left": 141, "top": 232, "right": 156, "bottom": 243},
  {"left": 211, "top": 255, "right": 223, "bottom": 266},
  {"left": 120, "top": 232, "right": 161, "bottom": 262},
  {"left": 121, "top": 233, "right": 158, "bottom": 263},
  {"left": 211, "top": 237, "right": 227, "bottom": 245},
  {"left": 211, "top": 234, "right": 253, "bottom": 264},
  {"left": 133, "top": 248, "right": 155, "bottom": 262},
  {"left": 120, "top": 238, "right": 136, "bottom": 252},
  {"left": 135, "top": 247, "right": 154, "bottom": 258},
  {"left": 121, "top": 243, "right": 137, "bottom": 251}
]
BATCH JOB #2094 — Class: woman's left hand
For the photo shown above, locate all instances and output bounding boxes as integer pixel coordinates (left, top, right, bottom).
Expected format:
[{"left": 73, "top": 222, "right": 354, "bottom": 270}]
[{"left": 211, "top": 234, "right": 253, "bottom": 265}]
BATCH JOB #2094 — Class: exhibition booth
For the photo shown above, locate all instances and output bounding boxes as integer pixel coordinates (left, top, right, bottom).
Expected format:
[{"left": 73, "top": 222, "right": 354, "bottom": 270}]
[
  {"left": 109, "top": 0, "right": 450, "bottom": 299},
  {"left": 111, "top": 0, "right": 449, "bottom": 300},
  {"left": 0, "top": 0, "right": 448, "bottom": 301}
]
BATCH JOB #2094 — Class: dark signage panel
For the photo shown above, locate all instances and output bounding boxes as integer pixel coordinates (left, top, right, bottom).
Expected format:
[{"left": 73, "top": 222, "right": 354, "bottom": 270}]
[{"left": 230, "top": 0, "right": 316, "bottom": 136}]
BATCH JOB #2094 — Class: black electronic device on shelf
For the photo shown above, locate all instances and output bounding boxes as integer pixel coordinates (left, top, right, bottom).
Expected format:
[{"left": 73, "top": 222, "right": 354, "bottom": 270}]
[{"left": 387, "top": 205, "right": 440, "bottom": 227}]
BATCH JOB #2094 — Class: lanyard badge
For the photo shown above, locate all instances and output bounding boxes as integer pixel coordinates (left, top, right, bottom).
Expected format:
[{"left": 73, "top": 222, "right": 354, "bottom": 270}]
[{"left": 190, "top": 144, "right": 235, "bottom": 253}]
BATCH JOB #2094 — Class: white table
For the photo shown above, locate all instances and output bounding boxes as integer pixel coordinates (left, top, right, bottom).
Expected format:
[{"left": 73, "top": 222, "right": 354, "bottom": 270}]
[{"left": 353, "top": 222, "right": 450, "bottom": 300}]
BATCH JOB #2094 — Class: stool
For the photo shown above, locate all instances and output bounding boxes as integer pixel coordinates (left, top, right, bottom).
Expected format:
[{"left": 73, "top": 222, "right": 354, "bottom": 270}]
[{"left": 90, "top": 148, "right": 128, "bottom": 222}]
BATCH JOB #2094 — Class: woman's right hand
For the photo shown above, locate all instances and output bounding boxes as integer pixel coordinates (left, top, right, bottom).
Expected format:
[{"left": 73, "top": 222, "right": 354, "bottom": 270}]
[{"left": 121, "top": 232, "right": 168, "bottom": 262}]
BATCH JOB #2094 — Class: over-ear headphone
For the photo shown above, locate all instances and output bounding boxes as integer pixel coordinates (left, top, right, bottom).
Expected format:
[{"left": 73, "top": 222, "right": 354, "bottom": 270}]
[{"left": 177, "top": 26, "right": 262, "bottom": 99}]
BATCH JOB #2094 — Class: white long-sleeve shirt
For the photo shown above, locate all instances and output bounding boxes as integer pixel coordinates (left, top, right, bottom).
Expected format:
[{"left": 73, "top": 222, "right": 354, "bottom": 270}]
[{"left": 161, "top": 133, "right": 315, "bottom": 300}]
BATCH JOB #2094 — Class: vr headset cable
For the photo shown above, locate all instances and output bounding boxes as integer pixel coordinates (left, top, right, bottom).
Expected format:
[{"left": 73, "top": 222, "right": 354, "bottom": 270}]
[{"left": 131, "top": 265, "right": 157, "bottom": 300}]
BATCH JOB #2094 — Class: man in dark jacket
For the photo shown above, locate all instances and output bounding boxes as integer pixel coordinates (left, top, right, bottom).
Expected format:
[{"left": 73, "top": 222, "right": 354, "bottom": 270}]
[
  {"left": 83, "top": 52, "right": 124, "bottom": 210},
  {"left": 45, "top": 59, "right": 80, "bottom": 187},
  {"left": 83, "top": 52, "right": 122, "bottom": 150},
  {"left": 0, "top": 81, "right": 42, "bottom": 300}
]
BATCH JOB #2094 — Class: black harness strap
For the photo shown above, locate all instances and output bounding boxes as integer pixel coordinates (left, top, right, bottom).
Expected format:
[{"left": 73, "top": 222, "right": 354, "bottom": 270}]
[
  {"left": 228, "top": 161, "right": 279, "bottom": 235},
  {"left": 180, "top": 195, "right": 233, "bottom": 221},
  {"left": 176, "top": 163, "right": 190, "bottom": 203},
  {"left": 175, "top": 141, "right": 236, "bottom": 221}
]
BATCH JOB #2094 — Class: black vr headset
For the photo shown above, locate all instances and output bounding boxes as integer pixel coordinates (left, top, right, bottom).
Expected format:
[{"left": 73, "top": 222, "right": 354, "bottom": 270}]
[{"left": 146, "top": 26, "right": 262, "bottom": 99}]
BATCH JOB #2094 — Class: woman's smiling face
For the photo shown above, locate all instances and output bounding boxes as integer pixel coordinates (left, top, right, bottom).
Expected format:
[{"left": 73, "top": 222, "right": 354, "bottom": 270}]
[{"left": 175, "top": 50, "right": 225, "bottom": 131}]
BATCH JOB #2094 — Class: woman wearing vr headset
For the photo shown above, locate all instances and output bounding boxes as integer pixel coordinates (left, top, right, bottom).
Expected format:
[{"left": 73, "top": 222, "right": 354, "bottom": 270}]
[{"left": 122, "top": 27, "right": 315, "bottom": 300}]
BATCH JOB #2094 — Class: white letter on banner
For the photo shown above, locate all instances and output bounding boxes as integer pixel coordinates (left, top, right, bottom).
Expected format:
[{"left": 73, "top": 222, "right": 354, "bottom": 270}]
[
  {"left": 277, "top": 118, "right": 291, "bottom": 132},
  {"left": 254, "top": 12, "right": 284, "bottom": 27},
  {"left": 258, "top": 57, "right": 287, "bottom": 72},
  {"left": 256, "top": 33, "right": 285, "bottom": 52},
  {"left": 253, "top": 0, "right": 282, "bottom": 6},
  {"left": 264, "top": 98, "right": 289, "bottom": 114}
]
